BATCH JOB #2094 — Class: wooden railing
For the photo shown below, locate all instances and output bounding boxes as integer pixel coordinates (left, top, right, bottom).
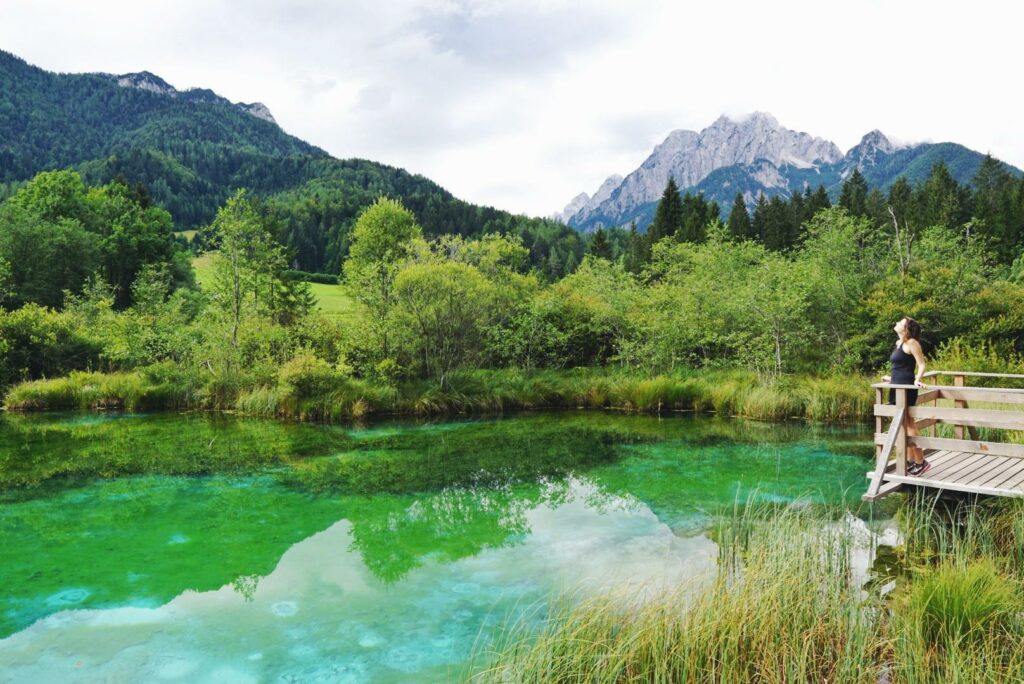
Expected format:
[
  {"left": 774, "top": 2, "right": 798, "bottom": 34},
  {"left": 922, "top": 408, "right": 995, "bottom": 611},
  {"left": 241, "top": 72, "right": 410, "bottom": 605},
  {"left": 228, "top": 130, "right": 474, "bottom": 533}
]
[{"left": 864, "top": 370, "right": 1024, "bottom": 501}]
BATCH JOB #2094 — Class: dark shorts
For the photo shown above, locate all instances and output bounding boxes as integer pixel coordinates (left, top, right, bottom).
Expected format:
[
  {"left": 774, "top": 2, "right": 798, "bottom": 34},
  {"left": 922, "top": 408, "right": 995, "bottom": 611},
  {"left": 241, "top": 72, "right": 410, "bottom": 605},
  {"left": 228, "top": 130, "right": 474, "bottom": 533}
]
[{"left": 888, "top": 388, "right": 918, "bottom": 406}]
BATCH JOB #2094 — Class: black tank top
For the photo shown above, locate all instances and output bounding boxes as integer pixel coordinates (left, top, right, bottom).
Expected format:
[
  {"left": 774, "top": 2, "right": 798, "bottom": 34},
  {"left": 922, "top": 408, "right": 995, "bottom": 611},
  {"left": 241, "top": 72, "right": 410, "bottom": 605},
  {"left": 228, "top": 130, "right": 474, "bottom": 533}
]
[{"left": 890, "top": 343, "right": 915, "bottom": 383}]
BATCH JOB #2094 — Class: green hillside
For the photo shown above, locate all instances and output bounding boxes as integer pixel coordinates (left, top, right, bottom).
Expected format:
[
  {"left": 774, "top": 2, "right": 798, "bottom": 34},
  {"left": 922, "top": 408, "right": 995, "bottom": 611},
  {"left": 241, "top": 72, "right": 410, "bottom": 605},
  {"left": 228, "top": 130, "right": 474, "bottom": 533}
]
[{"left": 0, "top": 51, "right": 584, "bottom": 277}]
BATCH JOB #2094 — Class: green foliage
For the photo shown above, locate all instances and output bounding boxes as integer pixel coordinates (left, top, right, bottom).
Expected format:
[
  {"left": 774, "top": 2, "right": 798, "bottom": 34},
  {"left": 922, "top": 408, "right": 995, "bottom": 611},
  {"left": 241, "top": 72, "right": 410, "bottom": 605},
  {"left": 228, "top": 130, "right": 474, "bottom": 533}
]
[
  {"left": 839, "top": 167, "right": 869, "bottom": 217},
  {"left": 727, "top": 192, "right": 752, "bottom": 240},
  {"left": 343, "top": 197, "right": 423, "bottom": 360},
  {"left": 648, "top": 177, "right": 683, "bottom": 243},
  {"left": 0, "top": 304, "right": 102, "bottom": 388},
  {"left": 394, "top": 261, "right": 494, "bottom": 387},
  {"left": 0, "top": 170, "right": 186, "bottom": 309},
  {"left": 588, "top": 227, "right": 612, "bottom": 260}
]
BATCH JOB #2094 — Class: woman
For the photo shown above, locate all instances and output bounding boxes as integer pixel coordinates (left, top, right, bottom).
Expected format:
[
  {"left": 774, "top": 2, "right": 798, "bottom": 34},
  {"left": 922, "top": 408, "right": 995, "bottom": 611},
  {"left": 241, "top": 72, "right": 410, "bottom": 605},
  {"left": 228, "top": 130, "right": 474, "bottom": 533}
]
[{"left": 881, "top": 317, "right": 929, "bottom": 474}]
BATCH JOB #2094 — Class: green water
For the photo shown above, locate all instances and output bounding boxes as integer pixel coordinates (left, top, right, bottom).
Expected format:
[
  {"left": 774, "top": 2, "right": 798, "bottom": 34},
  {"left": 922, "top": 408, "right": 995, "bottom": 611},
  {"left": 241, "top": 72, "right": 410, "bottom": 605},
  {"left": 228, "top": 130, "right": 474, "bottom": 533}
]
[{"left": 0, "top": 411, "right": 872, "bottom": 683}]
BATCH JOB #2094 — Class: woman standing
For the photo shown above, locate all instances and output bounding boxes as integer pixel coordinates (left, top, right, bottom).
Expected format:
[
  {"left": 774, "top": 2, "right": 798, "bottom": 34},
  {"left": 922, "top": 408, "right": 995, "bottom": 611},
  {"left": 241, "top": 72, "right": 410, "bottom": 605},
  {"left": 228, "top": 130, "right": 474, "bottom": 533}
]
[{"left": 881, "top": 317, "right": 930, "bottom": 474}]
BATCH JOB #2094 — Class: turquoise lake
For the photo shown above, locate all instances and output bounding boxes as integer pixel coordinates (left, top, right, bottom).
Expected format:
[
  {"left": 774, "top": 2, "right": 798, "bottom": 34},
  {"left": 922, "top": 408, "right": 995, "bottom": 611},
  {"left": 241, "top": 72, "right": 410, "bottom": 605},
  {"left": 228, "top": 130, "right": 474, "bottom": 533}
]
[{"left": 0, "top": 411, "right": 875, "bottom": 682}]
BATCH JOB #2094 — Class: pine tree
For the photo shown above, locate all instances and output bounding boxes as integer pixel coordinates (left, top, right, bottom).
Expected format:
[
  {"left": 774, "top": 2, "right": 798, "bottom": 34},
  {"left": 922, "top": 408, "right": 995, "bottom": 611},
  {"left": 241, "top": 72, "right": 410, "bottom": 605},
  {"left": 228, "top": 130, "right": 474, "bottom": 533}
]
[
  {"left": 763, "top": 195, "right": 790, "bottom": 251},
  {"left": 563, "top": 249, "right": 579, "bottom": 275},
  {"left": 751, "top": 192, "right": 769, "bottom": 243},
  {"left": 679, "top": 192, "right": 710, "bottom": 243},
  {"left": 887, "top": 177, "right": 914, "bottom": 228},
  {"left": 589, "top": 227, "right": 612, "bottom": 260},
  {"left": 727, "top": 192, "right": 751, "bottom": 240},
  {"left": 787, "top": 191, "right": 806, "bottom": 246},
  {"left": 972, "top": 154, "right": 1016, "bottom": 261},
  {"left": 809, "top": 185, "right": 831, "bottom": 215},
  {"left": 649, "top": 177, "right": 684, "bottom": 243},
  {"left": 918, "top": 161, "right": 969, "bottom": 229},
  {"left": 839, "top": 168, "right": 869, "bottom": 217},
  {"left": 625, "top": 221, "right": 645, "bottom": 273},
  {"left": 865, "top": 188, "right": 888, "bottom": 227}
]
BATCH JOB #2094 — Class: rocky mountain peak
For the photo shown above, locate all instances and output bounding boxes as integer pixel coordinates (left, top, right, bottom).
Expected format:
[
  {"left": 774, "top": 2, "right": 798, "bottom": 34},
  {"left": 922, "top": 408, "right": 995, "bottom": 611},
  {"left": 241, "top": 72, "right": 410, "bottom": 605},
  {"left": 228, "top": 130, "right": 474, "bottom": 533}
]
[
  {"left": 855, "top": 129, "right": 895, "bottom": 154},
  {"left": 556, "top": 174, "right": 624, "bottom": 224},
  {"left": 112, "top": 71, "right": 176, "bottom": 96},
  {"left": 555, "top": 192, "right": 590, "bottom": 222},
  {"left": 843, "top": 129, "right": 898, "bottom": 174},
  {"left": 564, "top": 112, "right": 843, "bottom": 226},
  {"left": 238, "top": 102, "right": 276, "bottom": 124},
  {"left": 98, "top": 71, "right": 276, "bottom": 124}
]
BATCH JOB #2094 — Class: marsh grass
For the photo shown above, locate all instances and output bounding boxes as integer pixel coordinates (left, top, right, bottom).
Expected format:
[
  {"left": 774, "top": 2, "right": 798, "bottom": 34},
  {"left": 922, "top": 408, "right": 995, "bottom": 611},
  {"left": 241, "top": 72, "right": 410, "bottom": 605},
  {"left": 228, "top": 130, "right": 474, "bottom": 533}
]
[
  {"left": 5, "top": 366, "right": 874, "bottom": 423},
  {"left": 469, "top": 498, "right": 1024, "bottom": 684},
  {"left": 469, "top": 504, "right": 884, "bottom": 684}
]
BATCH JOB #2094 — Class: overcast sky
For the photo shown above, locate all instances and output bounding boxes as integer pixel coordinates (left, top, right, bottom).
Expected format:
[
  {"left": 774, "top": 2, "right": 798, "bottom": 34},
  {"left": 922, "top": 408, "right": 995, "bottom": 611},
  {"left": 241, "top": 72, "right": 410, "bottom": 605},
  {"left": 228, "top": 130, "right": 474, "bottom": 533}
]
[{"left": 3, "top": 0, "right": 1022, "bottom": 217}]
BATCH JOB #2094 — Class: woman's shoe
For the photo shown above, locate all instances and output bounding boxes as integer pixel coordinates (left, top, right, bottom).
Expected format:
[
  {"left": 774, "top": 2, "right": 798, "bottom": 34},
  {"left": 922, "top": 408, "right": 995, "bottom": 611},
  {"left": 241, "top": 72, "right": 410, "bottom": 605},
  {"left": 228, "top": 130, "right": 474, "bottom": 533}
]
[
  {"left": 916, "top": 460, "right": 931, "bottom": 475},
  {"left": 907, "top": 461, "right": 922, "bottom": 475}
]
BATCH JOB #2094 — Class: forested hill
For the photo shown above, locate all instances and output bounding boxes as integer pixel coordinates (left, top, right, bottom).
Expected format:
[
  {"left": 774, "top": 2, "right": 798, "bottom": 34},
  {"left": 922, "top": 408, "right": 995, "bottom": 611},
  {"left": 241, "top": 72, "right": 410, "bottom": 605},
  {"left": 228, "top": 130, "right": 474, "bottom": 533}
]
[
  {"left": 0, "top": 50, "right": 323, "bottom": 180},
  {"left": 0, "top": 51, "right": 581, "bottom": 276}
]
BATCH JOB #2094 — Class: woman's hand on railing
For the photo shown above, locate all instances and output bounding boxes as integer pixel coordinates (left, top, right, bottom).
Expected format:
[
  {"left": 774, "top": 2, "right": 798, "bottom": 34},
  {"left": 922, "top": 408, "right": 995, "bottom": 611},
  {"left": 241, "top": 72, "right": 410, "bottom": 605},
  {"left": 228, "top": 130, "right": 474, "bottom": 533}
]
[{"left": 881, "top": 375, "right": 891, "bottom": 383}]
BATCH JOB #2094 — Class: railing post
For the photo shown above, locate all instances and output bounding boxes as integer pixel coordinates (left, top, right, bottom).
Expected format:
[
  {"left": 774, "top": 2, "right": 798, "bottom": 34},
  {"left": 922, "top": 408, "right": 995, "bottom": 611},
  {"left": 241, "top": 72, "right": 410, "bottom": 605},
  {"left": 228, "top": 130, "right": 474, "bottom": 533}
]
[
  {"left": 895, "top": 387, "right": 907, "bottom": 476},
  {"left": 875, "top": 387, "right": 883, "bottom": 459},
  {"left": 954, "top": 374, "right": 965, "bottom": 439}
]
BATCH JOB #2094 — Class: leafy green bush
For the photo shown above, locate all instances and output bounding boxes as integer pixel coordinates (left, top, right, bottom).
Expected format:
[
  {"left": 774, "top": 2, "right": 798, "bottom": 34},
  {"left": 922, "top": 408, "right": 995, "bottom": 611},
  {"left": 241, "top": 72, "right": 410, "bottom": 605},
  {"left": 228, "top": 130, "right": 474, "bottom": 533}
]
[{"left": 0, "top": 304, "right": 102, "bottom": 389}]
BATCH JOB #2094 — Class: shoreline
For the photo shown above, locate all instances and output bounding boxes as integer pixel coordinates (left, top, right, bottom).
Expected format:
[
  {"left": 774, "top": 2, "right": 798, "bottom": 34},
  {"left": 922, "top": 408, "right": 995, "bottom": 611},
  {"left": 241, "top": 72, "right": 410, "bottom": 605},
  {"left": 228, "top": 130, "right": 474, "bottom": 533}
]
[{"left": 1, "top": 367, "right": 875, "bottom": 424}]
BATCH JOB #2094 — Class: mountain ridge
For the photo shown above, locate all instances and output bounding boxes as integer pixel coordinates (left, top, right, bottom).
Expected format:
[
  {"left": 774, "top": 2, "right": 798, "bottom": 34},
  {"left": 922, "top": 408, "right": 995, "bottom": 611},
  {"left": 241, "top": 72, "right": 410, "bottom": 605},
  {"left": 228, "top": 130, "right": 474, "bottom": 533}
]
[
  {"left": 562, "top": 114, "right": 1020, "bottom": 232},
  {"left": 94, "top": 70, "right": 277, "bottom": 123},
  {"left": 0, "top": 50, "right": 583, "bottom": 277}
]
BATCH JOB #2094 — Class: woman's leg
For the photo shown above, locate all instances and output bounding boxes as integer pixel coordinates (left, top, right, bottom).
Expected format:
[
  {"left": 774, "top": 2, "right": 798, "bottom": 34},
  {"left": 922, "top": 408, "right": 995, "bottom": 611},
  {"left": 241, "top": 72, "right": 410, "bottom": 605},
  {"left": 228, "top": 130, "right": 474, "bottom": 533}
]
[{"left": 904, "top": 415, "right": 923, "bottom": 464}]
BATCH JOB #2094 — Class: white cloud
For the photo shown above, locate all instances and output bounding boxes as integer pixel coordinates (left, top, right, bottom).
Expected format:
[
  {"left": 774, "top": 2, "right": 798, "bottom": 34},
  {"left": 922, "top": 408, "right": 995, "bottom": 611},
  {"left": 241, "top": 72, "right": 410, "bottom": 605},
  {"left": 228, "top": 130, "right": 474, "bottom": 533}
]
[{"left": 1, "top": 0, "right": 1022, "bottom": 217}]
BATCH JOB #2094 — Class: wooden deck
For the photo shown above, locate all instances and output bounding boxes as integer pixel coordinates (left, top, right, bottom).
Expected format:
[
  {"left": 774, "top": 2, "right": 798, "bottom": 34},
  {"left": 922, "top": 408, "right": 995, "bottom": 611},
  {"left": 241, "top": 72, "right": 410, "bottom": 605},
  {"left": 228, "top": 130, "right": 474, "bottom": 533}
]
[{"left": 863, "top": 371, "right": 1024, "bottom": 502}]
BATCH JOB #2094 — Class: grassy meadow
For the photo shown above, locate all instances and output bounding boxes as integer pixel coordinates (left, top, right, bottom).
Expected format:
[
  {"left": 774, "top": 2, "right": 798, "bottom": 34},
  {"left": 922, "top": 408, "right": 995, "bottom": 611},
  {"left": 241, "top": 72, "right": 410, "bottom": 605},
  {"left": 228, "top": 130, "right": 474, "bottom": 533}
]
[{"left": 192, "top": 252, "right": 357, "bottom": 320}]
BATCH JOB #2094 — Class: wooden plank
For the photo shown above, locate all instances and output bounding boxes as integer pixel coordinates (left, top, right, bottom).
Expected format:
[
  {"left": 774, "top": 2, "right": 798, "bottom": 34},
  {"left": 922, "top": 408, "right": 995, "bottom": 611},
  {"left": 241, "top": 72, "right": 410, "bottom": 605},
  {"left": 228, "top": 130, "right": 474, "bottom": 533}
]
[
  {"left": 924, "top": 451, "right": 979, "bottom": 480},
  {"left": 954, "top": 375, "right": 966, "bottom": 440},
  {"left": 920, "top": 451, "right": 971, "bottom": 478},
  {"left": 937, "top": 388, "right": 1024, "bottom": 404},
  {"left": 928, "top": 452, "right": 990, "bottom": 481},
  {"left": 922, "top": 450, "right": 959, "bottom": 469},
  {"left": 999, "top": 465, "right": 1024, "bottom": 492},
  {"left": 865, "top": 406, "right": 905, "bottom": 499},
  {"left": 862, "top": 480, "right": 903, "bottom": 502},
  {"left": 875, "top": 388, "right": 883, "bottom": 459},
  {"left": 908, "top": 436, "right": 1024, "bottom": 459},
  {"left": 880, "top": 473, "right": 1024, "bottom": 498},
  {"left": 867, "top": 450, "right": 956, "bottom": 480},
  {"left": 933, "top": 450, "right": 995, "bottom": 479},
  {"left": 976, "top": 458, "right": 1024, "bottom": 490},
  {"left": 924, "top": 371, "right": 1024, "bottom": 380},
  {"left": 955, "top": 456, "right": 1012, "bottom": 487},
  {"left": 905, "top": 406, "right": 1024, "bottom": 431}
]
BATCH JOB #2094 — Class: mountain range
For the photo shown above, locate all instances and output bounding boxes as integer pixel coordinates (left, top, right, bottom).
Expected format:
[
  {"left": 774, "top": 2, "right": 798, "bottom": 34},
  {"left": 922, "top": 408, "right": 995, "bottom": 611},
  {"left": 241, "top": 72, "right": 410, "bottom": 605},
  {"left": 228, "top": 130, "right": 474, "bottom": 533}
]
[
  {"left": 559, "top": 112, "right": 1021, "bottom": 232},
  {"left": 0, "top": 50, "right": 575, "bottom": 275}
]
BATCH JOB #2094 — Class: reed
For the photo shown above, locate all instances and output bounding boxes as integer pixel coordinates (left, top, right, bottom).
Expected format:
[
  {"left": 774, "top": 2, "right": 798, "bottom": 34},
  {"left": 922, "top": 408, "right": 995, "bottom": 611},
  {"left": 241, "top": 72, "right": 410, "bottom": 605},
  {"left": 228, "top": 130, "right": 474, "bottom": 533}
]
[
  {"left": 469, "top": 498, "right": 1024, "bottom": 684},
  {"left": 4, "top": 365, "right": 874, "bottom": 424}
]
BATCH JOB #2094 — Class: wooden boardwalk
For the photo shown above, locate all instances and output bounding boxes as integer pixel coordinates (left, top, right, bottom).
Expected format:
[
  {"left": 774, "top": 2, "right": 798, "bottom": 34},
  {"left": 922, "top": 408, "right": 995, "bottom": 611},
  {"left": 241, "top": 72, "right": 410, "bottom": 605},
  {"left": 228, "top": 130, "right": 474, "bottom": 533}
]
[{"left": 863, "top": 371, "right": 1024, "bottom": 501}]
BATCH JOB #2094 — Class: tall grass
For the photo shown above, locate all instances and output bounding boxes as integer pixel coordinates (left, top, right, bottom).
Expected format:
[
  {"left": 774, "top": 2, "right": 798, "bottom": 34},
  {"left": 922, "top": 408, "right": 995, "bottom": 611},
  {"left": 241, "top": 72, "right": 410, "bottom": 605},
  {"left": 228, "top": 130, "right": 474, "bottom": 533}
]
[
  {"left": 3, "top": 370, "right": 191, "bottom": 411},
  {"left": 470, "top": 504, "right": 884, "bottom": 683},
  {"left": 469, "top": 498, "right": 1024, "bottom": 684},
  {"left": 4, "top": 365, "right": 875, "bottom": 423}
]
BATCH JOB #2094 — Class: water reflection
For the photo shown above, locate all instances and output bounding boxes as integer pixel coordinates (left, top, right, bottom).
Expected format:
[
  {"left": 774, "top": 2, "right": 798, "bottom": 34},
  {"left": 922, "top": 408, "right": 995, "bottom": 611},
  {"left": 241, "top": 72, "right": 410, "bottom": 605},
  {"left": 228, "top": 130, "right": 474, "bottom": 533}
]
[
  {"left": 0, "top": 411, "right": 872, "bottom": 681},
  {"left": 0, "top": 479, "right": 716, "bottom": 683}
]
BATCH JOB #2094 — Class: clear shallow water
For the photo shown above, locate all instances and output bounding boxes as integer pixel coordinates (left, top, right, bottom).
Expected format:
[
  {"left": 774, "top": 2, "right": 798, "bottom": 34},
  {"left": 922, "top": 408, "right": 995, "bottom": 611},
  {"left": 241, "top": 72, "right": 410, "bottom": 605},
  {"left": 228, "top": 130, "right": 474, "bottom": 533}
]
[{"left": 0, "top": 411, "right": 872, "bottom": 683}]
